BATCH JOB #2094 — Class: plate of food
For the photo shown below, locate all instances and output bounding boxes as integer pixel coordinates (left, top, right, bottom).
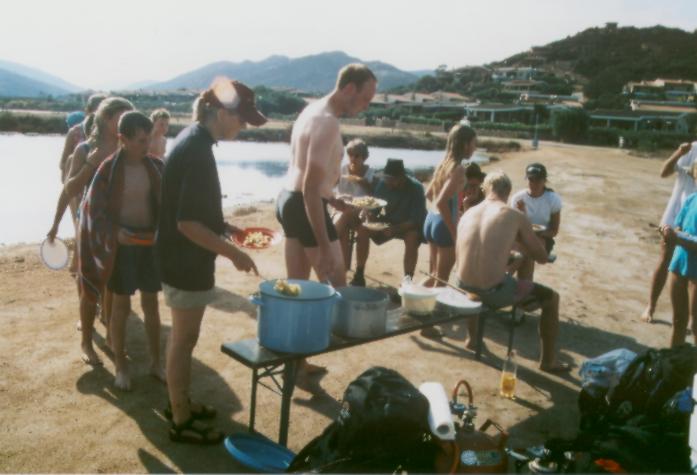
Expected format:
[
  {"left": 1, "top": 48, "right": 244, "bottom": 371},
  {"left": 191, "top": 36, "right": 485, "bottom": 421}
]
[
  {"left": 532, "top": 224, "right": 547, "bottom": 233},
  {"left": 350, "top": 196, "right": 387, "bottom": 210},
  {"left": 232, "top": 227, "right": 282, "bottom": 250},
  {"left": 362, "top": 221, "right": 390, "bottom": 232}
]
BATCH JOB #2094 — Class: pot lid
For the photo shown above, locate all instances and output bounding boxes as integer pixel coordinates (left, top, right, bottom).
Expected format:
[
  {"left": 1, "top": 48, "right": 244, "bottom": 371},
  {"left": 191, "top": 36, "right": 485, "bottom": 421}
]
[{"left": 259, "top": 279, "right": 336, "bottom": 301}]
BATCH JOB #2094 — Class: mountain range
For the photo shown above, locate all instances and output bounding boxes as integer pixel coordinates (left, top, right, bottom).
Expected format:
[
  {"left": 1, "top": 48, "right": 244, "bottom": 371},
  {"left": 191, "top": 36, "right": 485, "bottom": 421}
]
[
  {"left": 0, "top": 59, "right": 82, "bottom": 98},
  {"left": 149, "top": 51, "right": 424, "bottom": 93},
  {"left": 0, "top": 52, "right": 426, "bottom": 97},
  {"left": 2, "top": 25, "right": 697, "bottom": 99}
]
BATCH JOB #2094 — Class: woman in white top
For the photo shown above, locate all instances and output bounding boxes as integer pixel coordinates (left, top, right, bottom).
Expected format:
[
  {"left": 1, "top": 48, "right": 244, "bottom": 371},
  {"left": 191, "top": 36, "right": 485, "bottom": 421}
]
[
  {"left": 510, "top": 162, "right": 562, "bottom": 281},
  {"left": 641, "top": 141, "right": 697, "bottom": 323},
  {"left": 334, "top": 138, "right": 375, "bottom": 269}
]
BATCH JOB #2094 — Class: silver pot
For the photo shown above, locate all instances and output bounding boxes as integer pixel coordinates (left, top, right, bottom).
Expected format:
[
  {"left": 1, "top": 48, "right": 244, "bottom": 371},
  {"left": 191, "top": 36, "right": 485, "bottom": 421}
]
[{"left": 333, "top": 287, "right": 389, "bottom": 338}]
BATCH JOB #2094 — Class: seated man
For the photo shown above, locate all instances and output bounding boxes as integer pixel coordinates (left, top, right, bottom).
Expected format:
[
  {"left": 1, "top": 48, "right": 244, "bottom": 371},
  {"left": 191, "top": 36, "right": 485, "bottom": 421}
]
[
  {"left": 351, "top": 159, "right": 426, "bottom": 286},
  {"left": 455, "top": 170, "right": 568, "bottom": 373}
]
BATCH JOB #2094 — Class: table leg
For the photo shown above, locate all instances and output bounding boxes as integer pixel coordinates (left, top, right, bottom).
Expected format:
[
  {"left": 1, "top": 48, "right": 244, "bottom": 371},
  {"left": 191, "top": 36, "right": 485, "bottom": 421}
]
[
  {"left": 279, "top": 360, "right": 299, "bottom": 447},
  {"left": 476, "top": 310, "right": 488, "bottom": 361},
  {"left": 249, "top": 368, "right": 258, "bottom": 432}
]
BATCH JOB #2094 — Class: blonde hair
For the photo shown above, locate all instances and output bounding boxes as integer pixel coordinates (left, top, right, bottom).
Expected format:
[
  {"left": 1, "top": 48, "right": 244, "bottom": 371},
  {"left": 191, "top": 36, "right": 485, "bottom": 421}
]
[
  {"left": 150, "top": 108, "right": 170, "bottom": 122},
  {"left": 336, "top": 63, "right": 377, "bottom": 91},
  {"left": 346, "top": 138, "right": 369, "bottom": 159},
  {"left": 429, "top": 124, "right": 477, "bottom": 199},
  {"left": 88, "top": 97, "right": 134, "bottom": 145},
  {"left": 482, "top": 170, "right": 512, "bottom": 198}
]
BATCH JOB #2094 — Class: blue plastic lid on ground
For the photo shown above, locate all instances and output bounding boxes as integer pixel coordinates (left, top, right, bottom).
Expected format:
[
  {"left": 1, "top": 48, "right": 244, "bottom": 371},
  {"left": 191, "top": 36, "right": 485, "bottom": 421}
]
[{"left": 224, "top": 433, "right": 296, "bottom": 473}]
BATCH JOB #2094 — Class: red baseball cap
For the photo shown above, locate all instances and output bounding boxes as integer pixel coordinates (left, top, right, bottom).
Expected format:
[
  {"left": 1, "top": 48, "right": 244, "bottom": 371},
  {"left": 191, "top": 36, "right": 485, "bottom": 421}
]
[{"left": 210, "top": 77, "right": 268, "bottom": 127}]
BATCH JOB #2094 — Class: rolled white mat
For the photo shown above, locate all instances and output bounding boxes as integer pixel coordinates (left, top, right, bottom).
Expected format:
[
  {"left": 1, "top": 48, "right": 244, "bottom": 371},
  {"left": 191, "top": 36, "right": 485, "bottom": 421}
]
[{"left": 419, "top": 382, "right": 455, "bottom": 441}]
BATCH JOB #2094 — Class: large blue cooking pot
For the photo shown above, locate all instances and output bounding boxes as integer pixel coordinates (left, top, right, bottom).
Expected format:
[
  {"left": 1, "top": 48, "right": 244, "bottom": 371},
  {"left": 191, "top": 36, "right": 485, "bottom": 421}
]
[{"left": 250, "top": 279, "right": 340, "bottom": 354}]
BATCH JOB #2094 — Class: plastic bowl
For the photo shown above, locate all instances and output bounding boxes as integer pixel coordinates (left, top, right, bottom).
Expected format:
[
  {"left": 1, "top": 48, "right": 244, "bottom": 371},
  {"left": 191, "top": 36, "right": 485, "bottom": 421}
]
[{"left": 398, "top": 285, "right": 439, "bottom": 315}]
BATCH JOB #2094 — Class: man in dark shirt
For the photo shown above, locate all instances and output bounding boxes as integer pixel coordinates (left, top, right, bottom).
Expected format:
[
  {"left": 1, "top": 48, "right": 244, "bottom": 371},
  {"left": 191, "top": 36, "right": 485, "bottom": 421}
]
[
  {"left": 351, "top": 159, "right": 426, "bottom": 286},
  {"left": 158, "top": 78, "right": 264, "bottom": 445}
]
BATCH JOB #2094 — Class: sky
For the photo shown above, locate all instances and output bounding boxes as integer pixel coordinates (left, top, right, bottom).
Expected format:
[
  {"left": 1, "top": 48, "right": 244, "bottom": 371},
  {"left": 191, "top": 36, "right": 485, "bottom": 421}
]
[{"left": 1, "top": 0, "right": 696, "bottom": 90}]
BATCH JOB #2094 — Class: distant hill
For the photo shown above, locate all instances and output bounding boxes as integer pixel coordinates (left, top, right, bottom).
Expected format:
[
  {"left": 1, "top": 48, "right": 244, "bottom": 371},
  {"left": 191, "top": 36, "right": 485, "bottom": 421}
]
[
  {"left": 409, "top": 25, "right": 697, "bottom": 101},
  {"left": 0, "top": 59, "right": 83, "bottom": 93},
  {"left": 496, "top": 25, "right": 697, "bottom": 98},
  {"left": 151, "top": 51, "right": 419, "bottom": 93},
  {"left": 0, "top": 68, "right": 75, "bottom": 98}
]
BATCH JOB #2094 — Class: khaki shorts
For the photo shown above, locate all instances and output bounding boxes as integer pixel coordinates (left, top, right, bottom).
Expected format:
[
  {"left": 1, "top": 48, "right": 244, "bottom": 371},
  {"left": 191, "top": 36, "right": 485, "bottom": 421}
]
[{"left": 162, "top": 283, "right": 216, "bottom": 309}]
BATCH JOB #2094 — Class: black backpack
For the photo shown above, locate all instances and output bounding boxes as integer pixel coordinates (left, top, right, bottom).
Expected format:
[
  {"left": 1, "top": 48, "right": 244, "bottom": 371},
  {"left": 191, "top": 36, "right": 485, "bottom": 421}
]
[
  {"left": 606, "top": 344, "right": 697, "bottom": 423},
  {"left": 287, "top": 367, "right": 439, "bottom": 473}
]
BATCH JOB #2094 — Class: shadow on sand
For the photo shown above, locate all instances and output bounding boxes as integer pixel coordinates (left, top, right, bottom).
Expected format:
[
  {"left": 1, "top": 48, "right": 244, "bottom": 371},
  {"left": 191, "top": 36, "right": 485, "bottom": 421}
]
[
  {"left": 208, "top": 286, "right": 257, "bottom": 318},
  {"left": 77, "top": 313, "right": 249, "bottom": 473},
  {"left": 410, "top": 309, "right": 654, "bottom": 446}
]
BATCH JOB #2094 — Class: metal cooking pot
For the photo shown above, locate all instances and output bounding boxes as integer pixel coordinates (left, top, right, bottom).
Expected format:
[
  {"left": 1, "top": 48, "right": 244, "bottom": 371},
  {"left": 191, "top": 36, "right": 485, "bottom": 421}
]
[
  {"left": 333, "top": 286, "right": 389, "bottom": 338},
  {"left": 251, "top": 279, "right": 340, "bottom": 353}
]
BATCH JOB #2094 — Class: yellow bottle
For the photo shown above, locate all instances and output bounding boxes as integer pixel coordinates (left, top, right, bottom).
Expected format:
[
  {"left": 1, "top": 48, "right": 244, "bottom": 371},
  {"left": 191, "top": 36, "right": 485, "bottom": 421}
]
[{"left": 499, "top": 351, "right": 517, "bottom": 399}]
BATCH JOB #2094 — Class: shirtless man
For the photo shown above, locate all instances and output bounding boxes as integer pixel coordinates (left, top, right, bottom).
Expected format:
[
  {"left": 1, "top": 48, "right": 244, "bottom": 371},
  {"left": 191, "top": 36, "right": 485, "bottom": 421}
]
[
  {"left": 455, "top": 171, "right": 568, "bottom": 373},
  {"left": 276, "top": 64, "right": 376, "bottom": 384},
  {"left": 277, "top": 64, "right": 377, "bottom": 285}
]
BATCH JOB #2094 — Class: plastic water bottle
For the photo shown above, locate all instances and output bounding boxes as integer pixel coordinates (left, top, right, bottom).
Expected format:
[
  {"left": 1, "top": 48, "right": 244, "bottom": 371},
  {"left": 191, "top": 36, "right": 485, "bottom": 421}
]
[{"left": 500, "top": 351, "right": 517, "bottom": 399}]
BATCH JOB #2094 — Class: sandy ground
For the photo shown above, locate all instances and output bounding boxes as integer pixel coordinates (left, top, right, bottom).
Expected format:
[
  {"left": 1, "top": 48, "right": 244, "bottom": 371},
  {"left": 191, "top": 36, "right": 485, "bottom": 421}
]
[{"left": 0, "top": 142, "right": 685, "bottom": 473}]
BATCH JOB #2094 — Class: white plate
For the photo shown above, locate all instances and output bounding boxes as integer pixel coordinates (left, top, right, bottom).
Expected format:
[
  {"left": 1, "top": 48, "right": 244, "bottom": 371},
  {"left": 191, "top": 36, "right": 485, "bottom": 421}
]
[
  {"left": 40, "top": 238, "right": 69, "bottom": 271},
  {"left": 436, "top": 288, "right": 482, "bottom": 314}
]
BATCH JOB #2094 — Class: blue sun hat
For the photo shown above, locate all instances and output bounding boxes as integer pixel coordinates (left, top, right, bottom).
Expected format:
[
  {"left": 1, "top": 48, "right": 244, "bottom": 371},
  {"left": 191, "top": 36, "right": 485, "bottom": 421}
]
[{"left": 65, "top": 111, "right": 85, "bottom": 129}]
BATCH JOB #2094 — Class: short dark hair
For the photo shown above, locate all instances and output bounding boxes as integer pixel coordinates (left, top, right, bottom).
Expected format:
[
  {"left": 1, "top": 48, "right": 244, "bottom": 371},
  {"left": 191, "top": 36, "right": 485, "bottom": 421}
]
[
  {"left": 336, "top": 63, "right": 377, "bottom": 90},
  {"left": 118, "top": 111, "right": 153, "bottom": 138},
  {"left": 464, "top": 162, "right": 486, "bottom": 181}
]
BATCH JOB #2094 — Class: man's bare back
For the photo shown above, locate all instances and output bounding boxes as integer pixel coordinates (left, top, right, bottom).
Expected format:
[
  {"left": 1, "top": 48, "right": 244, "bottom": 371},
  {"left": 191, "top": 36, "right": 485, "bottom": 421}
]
[
  {"left": 457, "top": 198, "right": 546, "bottom": 289},
  {"left": 287, "top": 99, "right": 343, "bottom": 197}
]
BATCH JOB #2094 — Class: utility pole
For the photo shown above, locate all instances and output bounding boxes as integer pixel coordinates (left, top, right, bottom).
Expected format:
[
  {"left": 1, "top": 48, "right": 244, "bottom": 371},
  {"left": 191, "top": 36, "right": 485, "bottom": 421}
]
[{"left": 532, "top": 112, "right": 539, "bottom": 150}]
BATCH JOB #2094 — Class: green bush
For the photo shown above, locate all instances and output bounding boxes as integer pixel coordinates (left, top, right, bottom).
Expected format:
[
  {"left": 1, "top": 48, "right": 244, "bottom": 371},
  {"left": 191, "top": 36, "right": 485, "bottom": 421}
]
[{"left": 551, "top": 108, "right": 590, "bottom": 142}]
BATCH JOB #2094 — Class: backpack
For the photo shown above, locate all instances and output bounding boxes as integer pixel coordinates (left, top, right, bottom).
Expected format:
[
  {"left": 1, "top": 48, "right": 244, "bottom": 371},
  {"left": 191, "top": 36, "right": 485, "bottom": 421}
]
[
  {"left": 287, "top": 366, "right": 439, "bottom": 473},
  {"left": 571, "top": 345, "right": 697, "bottom": 472},
  {"left": 605, "top": 344, "right": 697, "bottom": 423}
]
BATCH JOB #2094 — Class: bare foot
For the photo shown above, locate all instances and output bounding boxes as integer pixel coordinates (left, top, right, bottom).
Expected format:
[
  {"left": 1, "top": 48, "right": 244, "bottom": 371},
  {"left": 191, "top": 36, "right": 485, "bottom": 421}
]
[
  {"left": 640, "top": 306, "right": 654, "bottom": 323},
  {"left": 540, "top": 362, "right": 572, "bottom": 374},
  {"left": 114, "top": 370, "right": 132, "bottom": 391},
  {"left": 150, "top": 365, "right": 167, "bottom": 383},
  {"left": 295, "top": 370, "right": 325, "bottom": 395},
  {"left": 303, "top": 362, "right": 328, "bottom": 375},
  {"left": 81, "top": 345, "right": 102, "bottom": 366}
]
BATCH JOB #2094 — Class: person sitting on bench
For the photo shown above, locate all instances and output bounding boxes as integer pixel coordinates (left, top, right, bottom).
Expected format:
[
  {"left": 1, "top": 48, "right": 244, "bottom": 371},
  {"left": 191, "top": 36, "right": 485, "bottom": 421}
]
[
  {"left": 454, "top": 170, "right": 569, "bottom": 373},
  {"left": 351, "top": 159, "right": 426, "bottom": 286}
]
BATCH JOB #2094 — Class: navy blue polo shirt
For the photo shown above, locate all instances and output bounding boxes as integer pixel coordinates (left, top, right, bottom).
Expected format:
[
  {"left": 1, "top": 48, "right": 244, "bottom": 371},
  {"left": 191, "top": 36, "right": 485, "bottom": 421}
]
[
  {"left": 374, "top": 175, "right": 427, "bottom": 229},
  {"left": 157, "top": 124, "right": 225, "bottom": 291}
]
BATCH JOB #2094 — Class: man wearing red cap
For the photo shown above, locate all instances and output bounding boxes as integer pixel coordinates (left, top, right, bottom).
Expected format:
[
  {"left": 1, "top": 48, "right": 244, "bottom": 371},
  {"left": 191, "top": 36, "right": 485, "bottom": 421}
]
[{"left": 158, "top": 78, "right": 264, "bottom": 444}]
